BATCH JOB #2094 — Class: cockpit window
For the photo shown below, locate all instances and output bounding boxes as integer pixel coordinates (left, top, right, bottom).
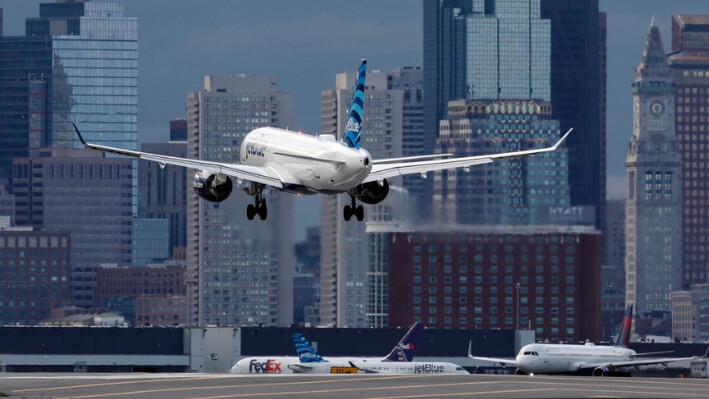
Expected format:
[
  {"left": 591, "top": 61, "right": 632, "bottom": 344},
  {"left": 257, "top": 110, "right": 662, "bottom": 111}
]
[{"left": 524, "top": 351, "right": 531, "bottom": 355}]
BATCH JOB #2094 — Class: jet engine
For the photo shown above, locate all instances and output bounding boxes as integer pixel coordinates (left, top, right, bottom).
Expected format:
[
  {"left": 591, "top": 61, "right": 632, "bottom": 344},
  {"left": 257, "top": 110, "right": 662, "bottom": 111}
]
[
  {"left": 351, "top": 179, "right": 389, "bottom": 205},
  {"left": 193, "top": 171, "right": 233, "bottom": 202},
  {"left": 592, "top": 367, "right": 609, "bottom": 377}
]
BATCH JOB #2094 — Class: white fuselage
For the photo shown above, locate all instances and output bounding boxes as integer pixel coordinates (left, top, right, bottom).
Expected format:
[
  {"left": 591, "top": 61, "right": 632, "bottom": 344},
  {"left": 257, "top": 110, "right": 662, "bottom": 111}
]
[
  {"left": 515, "top": 343, "right": 635, "bottom": 374},
  {"left": 348, "top": 361, "right": 469, "bottom": 375},
  {"left": 230, "top": 356, "right": 387, "bottom": 374},
  {"left": 240, "top": 127, "right": 372, "bottom": 194},
  {"left": 231, "top": 357, "right": 298, "bottom": 374}
]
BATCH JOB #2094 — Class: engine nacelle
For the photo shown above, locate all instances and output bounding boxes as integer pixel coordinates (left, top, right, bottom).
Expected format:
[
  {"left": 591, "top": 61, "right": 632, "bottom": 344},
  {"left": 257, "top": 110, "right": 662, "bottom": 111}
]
[
  {"left": 352, "top": 179, "right": 389, "bottom": 205},
  {"left": 592, "top": 366, "right": 609, "bottom": 377},
  {"left": 193, "top": 171, "right": 233, "bottom": 202}
]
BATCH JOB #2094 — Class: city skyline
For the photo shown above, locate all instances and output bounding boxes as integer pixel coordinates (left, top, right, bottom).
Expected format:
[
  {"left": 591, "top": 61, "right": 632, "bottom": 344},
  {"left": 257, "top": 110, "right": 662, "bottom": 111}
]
[{"left": 4, "top": 0, "right": 708, "bottom": 206}]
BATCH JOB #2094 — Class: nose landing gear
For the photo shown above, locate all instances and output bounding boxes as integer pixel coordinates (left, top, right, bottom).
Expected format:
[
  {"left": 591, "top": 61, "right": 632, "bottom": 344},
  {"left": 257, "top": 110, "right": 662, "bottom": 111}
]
[{"left": 343, "top": 192, "right": 364, "bottom": 221}]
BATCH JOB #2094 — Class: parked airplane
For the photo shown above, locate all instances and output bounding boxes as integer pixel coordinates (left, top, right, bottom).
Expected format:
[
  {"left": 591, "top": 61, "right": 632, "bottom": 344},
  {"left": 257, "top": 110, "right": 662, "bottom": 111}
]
[
  {"left": 230, "top": 322, "right": 423, "bottom": 374},
  {"left": 287, "top": 327, "right": 468, "bottom": 374},
  {"left": 73, "top": 59, "right": 572, "bottom": 222},
  {"left": 469, "top": 305, "right": 709, "bottom": 376}
]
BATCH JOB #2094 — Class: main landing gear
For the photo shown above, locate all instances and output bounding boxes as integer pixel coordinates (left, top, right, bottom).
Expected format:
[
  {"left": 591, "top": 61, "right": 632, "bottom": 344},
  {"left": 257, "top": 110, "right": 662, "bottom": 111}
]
[
  {"left": 246, "top": 184, "right": 267, "bottom": 221},
  {"left": 343, "top": 192, "right": 364, "bottom": 222}
]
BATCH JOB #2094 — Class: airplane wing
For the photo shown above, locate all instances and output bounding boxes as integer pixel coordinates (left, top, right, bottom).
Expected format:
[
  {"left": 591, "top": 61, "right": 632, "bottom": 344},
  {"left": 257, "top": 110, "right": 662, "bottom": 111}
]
[
  {"left": 348, "top": 361, "right": 378, "bottom": 373},
  {"left": 73, "top": 123, "right": 284, "bottom": 189},
  {"left": 468, "top": 341, "right": 517, "bottom": 366},
  {"left": 579, "top": 347, "right": 709, "bottom": 371},
  {"left": 467, "top": 356, "right": 517, "bottom": 367},
  {"left": 287, "top": 363, "right": 317, "bottom": 373},
  {"left": 363, "top": 128, "right": 572, "bottom": 184}
]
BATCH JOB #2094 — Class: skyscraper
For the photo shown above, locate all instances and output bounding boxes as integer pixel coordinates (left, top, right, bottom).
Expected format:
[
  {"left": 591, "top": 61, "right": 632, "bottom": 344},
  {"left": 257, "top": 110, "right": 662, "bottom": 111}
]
[
  {"left": 0, "top": 35, "right": 51, "bottom": 190},
  {"left": 625, "top": 20, "right": 682, "bottom": 316},
  {"left": 13, "top": 149, "right": 133, "bottom": 307},
  {"left": 138, "top": 139, "right": 187, "bottom": 258},
  {"left": 0, "top": 1, "right": 138, "bottom": 213},
  {"left": 320, "top": 70, "right": 404, "bottom": 327},
  {"left": 668, "top": 14, "right": 709, "bottom": 287},
  {"left": 424, "top": 0, "right": 605, "bottom": 225},
  {"left": 540, "top": 0, "right": 605, "bottom": 226},
  {"left": 389, "top": 67, "right": 425, "bottom": 207},
  {"left": 434, "top": 99, "right": 568, "bottom": 225},
  {"left": 186, "top": 75, "right": 294, "bottom": 327}
]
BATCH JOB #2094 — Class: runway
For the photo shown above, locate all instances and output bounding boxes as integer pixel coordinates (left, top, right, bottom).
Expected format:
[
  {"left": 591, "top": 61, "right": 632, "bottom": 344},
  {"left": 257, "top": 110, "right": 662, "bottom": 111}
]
[{"left": 2, "top": 373, "right": 709, "bottom": 399}]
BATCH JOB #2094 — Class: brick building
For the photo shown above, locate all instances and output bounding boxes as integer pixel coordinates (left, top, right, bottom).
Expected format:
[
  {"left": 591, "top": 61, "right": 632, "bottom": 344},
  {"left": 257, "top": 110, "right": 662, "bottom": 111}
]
[
  {"left": 372, "top": 225, "right": 601, "bottom": 343},
  {"left": 0, "top": 229, "right": 71, "bottom": 325}
]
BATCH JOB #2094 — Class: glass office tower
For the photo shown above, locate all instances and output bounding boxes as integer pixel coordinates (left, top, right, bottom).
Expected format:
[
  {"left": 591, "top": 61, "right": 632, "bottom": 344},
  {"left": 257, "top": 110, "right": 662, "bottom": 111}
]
[{"left": 25, "top": 1, "right": 139, "bottom": 214}]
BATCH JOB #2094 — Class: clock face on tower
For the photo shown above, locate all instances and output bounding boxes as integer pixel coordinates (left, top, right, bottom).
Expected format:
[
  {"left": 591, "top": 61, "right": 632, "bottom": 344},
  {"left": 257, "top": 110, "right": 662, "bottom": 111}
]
[{"left": 649, "top": 99, "right": 665, "bottom": 118}]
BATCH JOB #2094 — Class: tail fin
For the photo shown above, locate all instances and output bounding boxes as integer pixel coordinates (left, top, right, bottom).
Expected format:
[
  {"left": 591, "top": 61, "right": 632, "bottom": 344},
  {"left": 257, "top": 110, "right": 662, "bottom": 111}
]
[
  {"left": 614, "top": 305, "right": 633, "bottom": 348},
  {"left": 341, "top": 59, "right": 367, "bottom": 149},
  {"left": 292, "top": 333, "right": 327, "bottom": 363},
  {"left": 382, "top": 322, "right": 424, "bottom": 362}
]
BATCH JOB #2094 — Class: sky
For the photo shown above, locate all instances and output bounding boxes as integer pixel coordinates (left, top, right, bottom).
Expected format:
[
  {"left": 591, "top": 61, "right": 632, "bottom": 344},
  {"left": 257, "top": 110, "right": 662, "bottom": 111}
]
[{"left": 3, "top": 0, "right": 709, "bottom": 228}]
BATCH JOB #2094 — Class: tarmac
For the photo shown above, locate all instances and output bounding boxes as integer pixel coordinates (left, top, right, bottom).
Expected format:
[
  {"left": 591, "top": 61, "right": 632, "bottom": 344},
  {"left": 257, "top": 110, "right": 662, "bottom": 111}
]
[{"left": 2, "top": 372, "right": 709, "bottom": 399}]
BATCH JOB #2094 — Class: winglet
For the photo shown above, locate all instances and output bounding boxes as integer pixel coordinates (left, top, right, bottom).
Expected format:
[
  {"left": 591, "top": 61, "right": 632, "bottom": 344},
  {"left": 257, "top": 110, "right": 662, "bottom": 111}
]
[
  {"left": 551, "top": 128, "right": 573, "bottom": 151},
  {"left": 702, "top": 346, "right": 709, "bottom": 358},
  {"left": 468, "top": 340, "right": 473, "bottom": 358},
  {"left": 72, "top": 122, "right": 87, "bottom": 146},
  {"left": 341, "top": 59, "right": 367, "bottom": 149}
]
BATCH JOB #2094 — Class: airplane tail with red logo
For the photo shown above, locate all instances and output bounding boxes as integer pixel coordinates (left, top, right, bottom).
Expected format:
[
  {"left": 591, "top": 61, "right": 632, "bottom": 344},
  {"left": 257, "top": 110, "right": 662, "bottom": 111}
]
[
  {"left": 382, "top": 322, "right": 423, "bottom": 362},
  {"left": 614, "top": 305, "right": 633, "bottom": 348}
]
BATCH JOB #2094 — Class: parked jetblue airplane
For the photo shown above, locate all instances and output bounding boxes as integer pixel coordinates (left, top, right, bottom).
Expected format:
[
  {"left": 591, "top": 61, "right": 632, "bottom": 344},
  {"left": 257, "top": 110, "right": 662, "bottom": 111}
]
[
  {"left": 469, "top": 305, "right": 709, "bottom": 376},
  {"left": 230, "top": 322, "right": 423, "bottom": 374},
  {"left": 287, "top": 325, "right": 467, "bottom": 374},
  {"left": 73, "top": 59, "right": 572, "bottom": 221}
]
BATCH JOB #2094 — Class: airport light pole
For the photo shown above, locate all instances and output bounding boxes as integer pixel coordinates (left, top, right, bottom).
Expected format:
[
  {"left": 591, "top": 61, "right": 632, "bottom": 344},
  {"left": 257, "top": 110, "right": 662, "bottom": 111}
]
[{"left": 515, "top": 282, "right": 521, "bottom": 331}]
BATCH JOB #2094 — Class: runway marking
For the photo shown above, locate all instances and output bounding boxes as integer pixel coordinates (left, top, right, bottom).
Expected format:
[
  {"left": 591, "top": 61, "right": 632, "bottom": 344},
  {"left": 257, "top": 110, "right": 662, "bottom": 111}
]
[
  {"left": 184, "top": 381, "right": 518, "bottom": 399},
  {"left": 14, "top": 375, "right": 231, "bottom": 393},
  {"left": 554, "top": 388, "right": 709, "bottom": 398},
  {"left": 48, "top": 376, "right": 422, "bottom": 398},
  {"left": 365, "top": 388, "right": 557, "bottom": 399}
]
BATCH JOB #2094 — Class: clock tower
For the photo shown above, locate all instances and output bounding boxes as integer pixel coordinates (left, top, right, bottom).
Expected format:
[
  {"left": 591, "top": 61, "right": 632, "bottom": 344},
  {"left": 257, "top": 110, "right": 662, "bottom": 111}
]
[{"left": 625, "top": 18, "right": 683, "bottom": 315}]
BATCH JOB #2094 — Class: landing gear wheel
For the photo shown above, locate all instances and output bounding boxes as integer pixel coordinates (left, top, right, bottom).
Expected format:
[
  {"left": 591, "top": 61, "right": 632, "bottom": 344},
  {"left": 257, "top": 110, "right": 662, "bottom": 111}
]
[
  {"left": 258, "top": 201, "right": 268, "bottom": 220},
  {"left": 247, "top": 204, "right": 255, "bottom": 220},
  {"left": 343, "top": 205, "right": 352, "bottom": 221},
  {"left": 355, "top": 205, "right": 364, "bottom": 221}
]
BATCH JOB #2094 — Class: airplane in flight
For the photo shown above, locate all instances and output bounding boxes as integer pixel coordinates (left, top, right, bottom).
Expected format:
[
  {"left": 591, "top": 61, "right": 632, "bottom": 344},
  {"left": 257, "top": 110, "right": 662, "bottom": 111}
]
[
  {"left": 73, "top": 59, "right": 572, "bottom": 222},
  {"left": 230, "top": 322, "right": 423, "bottom": 374},
  {"left": 468, "top": 305, "right": 709, "bottom": 376},
  {"left": 287, "top": 327, "right": 468, "bottom": 374}
]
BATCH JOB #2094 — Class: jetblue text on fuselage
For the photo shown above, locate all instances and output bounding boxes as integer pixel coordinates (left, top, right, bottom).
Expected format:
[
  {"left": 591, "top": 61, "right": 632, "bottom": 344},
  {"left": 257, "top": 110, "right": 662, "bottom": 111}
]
[
  {"left": 246, "top": 142, "right": 267, "bottom": 157},
  {"left": 414, "top": 364, "right": 445, "bottom": 374}
]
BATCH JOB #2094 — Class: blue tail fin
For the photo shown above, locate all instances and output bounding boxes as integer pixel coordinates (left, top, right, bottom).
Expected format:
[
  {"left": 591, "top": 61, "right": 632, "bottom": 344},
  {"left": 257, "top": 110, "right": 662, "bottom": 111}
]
[
  {"left": 614, "top": 305, "right": 633, "bottom": 348},
  {"left": 341, "top": 59, "right": 367, "bottom": 149},
  {"left": 292, "top": 333, "right": 327, "bottom": 363},
  {"left": 382, "top": 322, "right": 424, "bottom": 362}
]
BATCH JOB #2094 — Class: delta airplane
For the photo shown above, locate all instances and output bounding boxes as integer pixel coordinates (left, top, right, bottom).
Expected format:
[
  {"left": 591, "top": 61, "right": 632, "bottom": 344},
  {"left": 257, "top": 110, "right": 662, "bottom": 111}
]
[
  {"left": 230, "top": 322, "right": 423, "bottom": 374},
  {"left": 469, "top": 305, "right": 709, "bottom": 376},
  {"left": 287, "top": 327, "right": 468, "bottom": 375},
  {"left": 73, "top": 59, "right": 572, "bottom": 221}
]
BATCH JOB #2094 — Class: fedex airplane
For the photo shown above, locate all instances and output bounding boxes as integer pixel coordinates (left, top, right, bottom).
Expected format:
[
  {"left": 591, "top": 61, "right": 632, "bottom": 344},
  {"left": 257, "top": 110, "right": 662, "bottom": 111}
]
[
  {"left": 230, "top": 322, "right": 423, "bottom": 374},
  {"left": 287, "top": 326, "right": 468, "bottom": 375},
  {"left": 469, "top": 305, "right": 709, "bottom": 376},
  {"left": 73, "top": 59, "right": 572, "bottom": 221}
]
